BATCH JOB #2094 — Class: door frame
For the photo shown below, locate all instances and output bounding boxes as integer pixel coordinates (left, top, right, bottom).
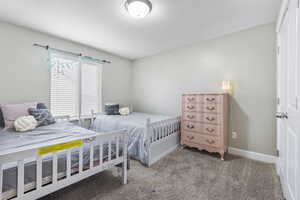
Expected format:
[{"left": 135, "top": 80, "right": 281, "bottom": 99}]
[
  {"left": 276, "top": 0, "right": 289, "bottom": 177},
  {"left": 276, "top": 0, "right": 290, "bottom": 33},
  {"left": 276, "top": 1, "right": 300, "bottom": 200}
]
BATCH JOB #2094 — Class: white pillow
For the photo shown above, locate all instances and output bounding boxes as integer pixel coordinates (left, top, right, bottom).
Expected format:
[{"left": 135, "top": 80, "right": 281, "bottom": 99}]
[
  {"left": 119, "top": 107, "right": 130, "bottom": 115},
  {"left": 14, "top": 116, "right": 38, "bottom": 132}
]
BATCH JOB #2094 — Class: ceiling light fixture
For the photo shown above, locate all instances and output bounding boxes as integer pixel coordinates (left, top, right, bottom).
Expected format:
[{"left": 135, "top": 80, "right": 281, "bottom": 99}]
[{"left": 125, "top": 0, "right": 152, "bottom": 18}]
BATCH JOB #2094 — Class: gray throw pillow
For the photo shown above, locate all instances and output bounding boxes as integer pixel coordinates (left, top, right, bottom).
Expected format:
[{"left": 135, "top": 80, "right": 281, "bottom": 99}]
[
  {"left": 37, "top": 103, "right": 48, "bottom": 109},
  {"left": 28, "top": 108, "right": 56, "bottom": 127}
]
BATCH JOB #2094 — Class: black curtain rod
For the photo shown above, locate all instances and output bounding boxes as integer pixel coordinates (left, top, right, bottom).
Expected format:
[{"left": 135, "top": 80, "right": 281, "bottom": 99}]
[{"left": 33, "top": 43, "right": 111, "bottom": 64}]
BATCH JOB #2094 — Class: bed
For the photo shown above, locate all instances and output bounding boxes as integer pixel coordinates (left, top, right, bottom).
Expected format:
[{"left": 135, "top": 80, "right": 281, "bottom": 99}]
[
  {"left": 91, "top": 112, "right": 181, "bottom": 166},
  {"left": 0, "top": 120, "right": 128, "bottom": 200}
]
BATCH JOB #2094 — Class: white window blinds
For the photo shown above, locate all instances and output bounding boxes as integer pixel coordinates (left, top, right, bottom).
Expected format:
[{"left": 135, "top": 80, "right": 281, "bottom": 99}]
[
  {"left": 50, "top": 52, "right": 102, "bottom": 117},
  {"left": 50, "top": 55, "right": 80, "bottom": 117},
  {"left": 81, "top": 62, "right": 102, "bottom": 116}
]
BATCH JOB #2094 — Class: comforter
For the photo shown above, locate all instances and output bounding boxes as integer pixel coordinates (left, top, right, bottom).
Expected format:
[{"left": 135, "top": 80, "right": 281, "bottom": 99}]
[{"left": 92, "top": 112, "right": 171, "bottom": 164}]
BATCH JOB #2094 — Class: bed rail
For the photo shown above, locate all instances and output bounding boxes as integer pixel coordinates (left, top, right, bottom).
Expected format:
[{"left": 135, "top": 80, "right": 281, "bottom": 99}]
[
  {"left": 145, "top": 116, "right": 181, "bottom": 166},
  {"left": 0, "top": 130, "right": 128, "bottom": 200},
  {"left": 90, "top": 111, "right": 181, "bottom": 167},
  {"left": 147, "top": 117, "right": 181, "bottom": 144}
]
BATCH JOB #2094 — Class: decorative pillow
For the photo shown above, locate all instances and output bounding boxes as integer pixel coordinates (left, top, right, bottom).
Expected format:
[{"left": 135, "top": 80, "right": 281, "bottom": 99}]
[
  {"left": 14, "top": 116, "right": 38, "bottom": 132},
  {"left": 119, "top": 107, "right": 130, "bottom": 115},
  {"left": 0, "top": 102, "right": 37, "bottom": 129},
  {"left": 37, "top": 103, "right": 48, "bottom": 109},
  {"left": 28, "top": 108, "right": 56, "bottom": 127}
]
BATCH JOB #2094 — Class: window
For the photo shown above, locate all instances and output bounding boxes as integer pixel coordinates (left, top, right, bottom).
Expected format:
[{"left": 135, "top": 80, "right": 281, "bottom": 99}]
[
  {"left": 81, "top": 62, "right": 101, "bottom": 116},
  {"left": 50, "top": 52, "right": 102, "bottom": 117}
]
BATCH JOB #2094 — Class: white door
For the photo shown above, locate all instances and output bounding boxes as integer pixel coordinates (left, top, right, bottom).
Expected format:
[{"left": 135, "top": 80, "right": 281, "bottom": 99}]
[
  {"left": 277, "top": 0, "right": 300, "bottom": 200},
  {"left": 277, "top": 10, "right": 287, "bottom": 180}
]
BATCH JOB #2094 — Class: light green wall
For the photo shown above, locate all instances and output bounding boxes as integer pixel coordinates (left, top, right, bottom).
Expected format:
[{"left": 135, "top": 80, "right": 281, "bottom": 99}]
[
  {"left": 132, "top": 23, "right": 277, "bottom": 156},
  {"left": 0, "top": 22, "right": 132, "bottom": 108}
]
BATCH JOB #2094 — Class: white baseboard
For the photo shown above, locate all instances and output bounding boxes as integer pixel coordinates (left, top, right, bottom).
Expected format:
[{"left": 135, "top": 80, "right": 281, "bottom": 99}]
[{"left": 228, "top": 147, "right": 277, "bottom": 164}]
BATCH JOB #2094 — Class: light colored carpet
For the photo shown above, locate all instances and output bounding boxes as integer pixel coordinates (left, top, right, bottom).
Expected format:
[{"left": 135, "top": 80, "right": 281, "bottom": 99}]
[{"left": 41, "top": 148, "right": 284, "bottom": 200}]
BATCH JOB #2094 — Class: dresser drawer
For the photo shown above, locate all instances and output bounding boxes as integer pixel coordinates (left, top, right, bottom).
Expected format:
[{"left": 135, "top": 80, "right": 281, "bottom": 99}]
[
  {"left": 183, "top": 94, "right": 203, "bottom": 103},
  {"left": 182, "top": 131, "right": 202, "bottom": 144},
  {"left": 183, "top": 95, "right": 197, "bottom": 103},
  {"left": 201, "top": 135, "right": 221, "bottom": 148},
  {"left": 182, "top": 120, "right": 202, "bottom": 132},
  {"left": 203, "top": 124, "right": 220, "bottom": 136},
  {"left": 182, "top": 112, "right": 202, "bottom": 121},
  {"left": 182, "top": 131, "right": 221, "bottom": 148},
  {"left": 183, "top": 103, "right": 197, "bottom": 112},
  {"left": 203, "top": 95, "right": 220, "bottom": 104},
  {"left": 183, "top": 103, "right": 204, "bottom": 113},
  {"left": 203, "top": 104, "right": 221, "bottom": 114},
  {"left": 203, "top": 113, "right": 220, "bottom": 125}
]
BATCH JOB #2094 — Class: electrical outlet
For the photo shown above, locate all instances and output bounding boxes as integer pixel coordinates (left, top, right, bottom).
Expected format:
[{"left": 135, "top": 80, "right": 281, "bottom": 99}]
[{"left": 232, "top": 132, "right": 237, "bottom": 139}]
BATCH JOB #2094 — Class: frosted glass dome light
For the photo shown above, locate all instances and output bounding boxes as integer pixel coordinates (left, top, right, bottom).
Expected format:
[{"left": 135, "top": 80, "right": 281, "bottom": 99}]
[{"left": 125, "top": 0, "right": 152, "bottom": 18}]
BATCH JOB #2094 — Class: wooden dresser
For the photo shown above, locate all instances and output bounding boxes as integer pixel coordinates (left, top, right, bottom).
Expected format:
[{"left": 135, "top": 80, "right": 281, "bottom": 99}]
[{"left": 181, "top": 94, "right": 229, "bottom": 160}]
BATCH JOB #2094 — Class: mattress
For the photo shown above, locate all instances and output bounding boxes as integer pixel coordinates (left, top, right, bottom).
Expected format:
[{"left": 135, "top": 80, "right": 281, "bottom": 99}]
[
  {"left": 0, "top": 122, "right": 98, "bottom": 153},
  {"left": 92, "top": 112, "right": 172, "bottom": 164},
  {"left": 0, "top": 122, "right": 121, "bottom": 198}
]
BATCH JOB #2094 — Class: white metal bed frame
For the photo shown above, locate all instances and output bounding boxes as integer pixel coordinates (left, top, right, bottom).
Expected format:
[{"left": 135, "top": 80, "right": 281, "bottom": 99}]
[
  {"left": 0, "top": 117, "right": 128, "bottom": 200},
  {"left": 91, "top": 112, "right": 181, "bottom": 167}
]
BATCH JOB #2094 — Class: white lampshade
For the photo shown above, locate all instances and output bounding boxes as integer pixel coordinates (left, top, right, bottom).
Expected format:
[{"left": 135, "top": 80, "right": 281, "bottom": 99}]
[
  {"left": 222, "top": 80, "right": 232, "bottom": 92},
  {"left": 125, "top": 0, "right": 152, "bottom": 18}
]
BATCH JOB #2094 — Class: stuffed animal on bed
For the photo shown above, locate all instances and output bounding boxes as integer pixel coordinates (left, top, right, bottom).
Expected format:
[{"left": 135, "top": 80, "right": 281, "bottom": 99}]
[
  {"left": 119, "top": 107, "right": 130, "bottom": 115},
  {"left": 14, "top": 116, "right": 38, "bottom": 132},
  {"left": 28, "top": 108, "right": 56, "bottom": 127}
]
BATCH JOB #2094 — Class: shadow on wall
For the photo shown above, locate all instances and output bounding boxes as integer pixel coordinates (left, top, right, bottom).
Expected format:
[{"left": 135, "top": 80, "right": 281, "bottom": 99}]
[{"left": 229, "top": 96, "right": 249, "bottom": 150}]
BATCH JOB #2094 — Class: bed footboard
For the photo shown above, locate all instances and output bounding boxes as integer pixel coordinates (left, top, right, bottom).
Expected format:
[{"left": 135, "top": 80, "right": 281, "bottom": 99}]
[
  {"left": 146, "top": 117, "right": 181, "bottom": 166},
  {"left": 0, "top": 131, "right": 128, "bottom": 200}
]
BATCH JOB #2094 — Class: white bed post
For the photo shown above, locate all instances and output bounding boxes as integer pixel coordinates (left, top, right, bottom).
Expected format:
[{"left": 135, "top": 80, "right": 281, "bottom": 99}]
[
  {"left": 145, "top": 118, "right": 151, "bottom": 141},
  {"left": 90, "top": 109, "right": 95, "bottom": 130},
  {"left": 0, "top": 164, "right": 3, "bottom": 200},
  {"left": 52, "top": 152, "right": 58, "bottom": 184},
  {"left": 122, "top": 133, "right": 128, "bottom": 185},
  {"left": 36, "top": 155, "right": 42, "bottom": 190},
  {"left": 66, "top": 149, "right": 72, "bottom": 178},
  {"left": 145, "top": 118, "right": 152, "bottom": 166},
  {"left": 78, "top": 116, "right": 82, "bottom": 127},
  {"left": 17, "top": 160, "right": 25, "bottom": 198},
  {"left": 79, "top": 145, "right": 84, "bottom": 173}
]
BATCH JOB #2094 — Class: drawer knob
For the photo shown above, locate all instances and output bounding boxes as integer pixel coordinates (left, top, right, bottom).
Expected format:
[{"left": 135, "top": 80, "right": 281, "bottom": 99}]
[
  {"left": 206, "top": 117, "right": 215, "bottom": 121},
  {"left": 206, "top": 128, "right": 215, "bottom": 133},
  {"left": 187, "top": 115, "right": 195, "bottom": 119},
  {"left": 206, "top": 106, "right": 215, "bottom": 111},
  {"left": 187, "top": 105, "right": 195, "bottom": 109},
  {"left": 187, "top": 135, "right": 195, "bottom": 140},
  {"left": 187, "top": 97, "right": 195, "bottom": 101},
  {"left": 187, "top": 124, "right": 195, "bottom": 129},
  {"left": 206, "top": 98, "right": 215, "bottom": 102},
  {"left": 206, "top": 139, "right": 215, "bottom": 144}
]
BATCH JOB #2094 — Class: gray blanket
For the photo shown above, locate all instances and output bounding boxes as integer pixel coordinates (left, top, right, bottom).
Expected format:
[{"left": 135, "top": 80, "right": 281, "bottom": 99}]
[{"left": 92, "top": 112, "right": 171, "bottom": 164}]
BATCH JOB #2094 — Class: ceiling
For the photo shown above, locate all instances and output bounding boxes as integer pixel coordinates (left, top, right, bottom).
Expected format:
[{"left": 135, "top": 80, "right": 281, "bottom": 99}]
[{"left": 0, "top": 0, "right": 281, "bottom": 59}]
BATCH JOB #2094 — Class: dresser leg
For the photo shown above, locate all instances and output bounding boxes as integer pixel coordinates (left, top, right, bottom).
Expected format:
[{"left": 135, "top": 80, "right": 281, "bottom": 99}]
[{"left": 220, "top": 152, "right": 225, "bottom": 161}]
